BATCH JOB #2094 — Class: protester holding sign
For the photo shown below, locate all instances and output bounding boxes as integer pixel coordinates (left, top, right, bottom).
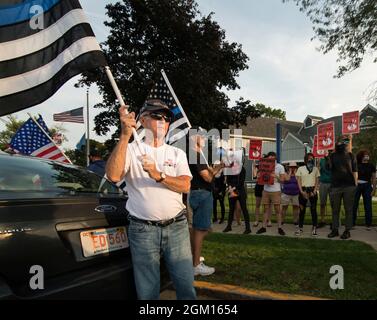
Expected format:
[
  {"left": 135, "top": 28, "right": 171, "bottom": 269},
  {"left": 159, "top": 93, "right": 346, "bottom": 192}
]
[
  {"left": 328, "top": 136, "right": 358, "bottom": 240},
  {"left": 352, "top": 150, "right": 376, "bottom": 230},
  {"left": 256, "top": 152, "right": 286, "bottom": 236},
  {"left": 319, "top": 152, "right": 332, "bottom": 228},
  {"left": 106, "top": 100, "right": 196, "bottom": 300}
]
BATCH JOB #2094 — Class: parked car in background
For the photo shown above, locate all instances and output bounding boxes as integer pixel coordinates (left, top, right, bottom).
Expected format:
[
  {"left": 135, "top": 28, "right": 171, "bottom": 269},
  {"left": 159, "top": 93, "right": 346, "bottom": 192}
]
[{"left": 0, "top": 154, "right": 154, "bottom": 300}]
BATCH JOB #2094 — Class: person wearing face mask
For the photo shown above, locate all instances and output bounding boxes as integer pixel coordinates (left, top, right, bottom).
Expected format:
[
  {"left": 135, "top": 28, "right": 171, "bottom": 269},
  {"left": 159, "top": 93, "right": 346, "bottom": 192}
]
[
  {"left": 328, "top": 135, "right": 358, "bottom": 240},
  {"left": 352, "top": 150, "right": 376, "bottom": 230},
  {"left": 295, "top": 153, "right": 320, "bottom": 236}
]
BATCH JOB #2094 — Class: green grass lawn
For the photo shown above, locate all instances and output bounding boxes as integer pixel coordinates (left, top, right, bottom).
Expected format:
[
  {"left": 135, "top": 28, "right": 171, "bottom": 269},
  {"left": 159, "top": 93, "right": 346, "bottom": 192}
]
[
  {"left": 217, "top": 189, "right": 377, "bottom": 226},
  {"left": 199, "top": 233, "right": 377, "bottom": 300}
]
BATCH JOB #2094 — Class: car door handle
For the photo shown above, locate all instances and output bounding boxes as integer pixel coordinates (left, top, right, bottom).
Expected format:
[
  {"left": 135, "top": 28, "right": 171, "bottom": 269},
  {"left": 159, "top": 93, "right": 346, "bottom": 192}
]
[{"left": 94, "top": 205, "right": 117, "bottom": 213}]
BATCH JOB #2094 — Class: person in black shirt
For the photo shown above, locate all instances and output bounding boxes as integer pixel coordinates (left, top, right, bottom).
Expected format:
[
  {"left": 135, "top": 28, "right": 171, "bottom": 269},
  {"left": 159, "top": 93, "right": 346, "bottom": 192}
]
[
  {"left": 352, "top": 150, "right": 376, "bottom": 229},
  {"left": 223, "top": 165, "right": 251, "bottom": 234},
  {"left": 188, "top": 130, "right": 224, "bottom": 277},
  {"left": 212, "top": 167, "right": 226, "bottom": 224},
  {"left": 328, "top": 135, "right": 358, "bottom": 240}
]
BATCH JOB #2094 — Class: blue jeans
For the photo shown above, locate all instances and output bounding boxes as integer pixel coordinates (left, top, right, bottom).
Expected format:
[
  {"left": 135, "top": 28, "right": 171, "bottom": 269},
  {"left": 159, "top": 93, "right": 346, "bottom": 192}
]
[
  {"left": 353, "top": 183, "right": 373, "bottom": 227},
  {"left": 189, "top": 190, "right": 213, "bottom": 231},
  {"left": 127, "top": 217, "right": 196, "bottom": 300}
]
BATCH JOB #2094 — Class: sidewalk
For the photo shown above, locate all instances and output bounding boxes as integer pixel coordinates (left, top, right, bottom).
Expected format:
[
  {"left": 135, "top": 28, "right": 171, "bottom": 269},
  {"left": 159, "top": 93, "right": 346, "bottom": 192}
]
[{"left": 211, "top": 222, "right": 377, "bottom": 251}]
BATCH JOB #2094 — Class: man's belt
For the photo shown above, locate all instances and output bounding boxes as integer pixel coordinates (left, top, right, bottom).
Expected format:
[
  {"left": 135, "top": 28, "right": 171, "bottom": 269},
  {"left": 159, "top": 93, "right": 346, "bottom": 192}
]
[{"left": 128, "top": 211, "right": 186, "bottom": 228}]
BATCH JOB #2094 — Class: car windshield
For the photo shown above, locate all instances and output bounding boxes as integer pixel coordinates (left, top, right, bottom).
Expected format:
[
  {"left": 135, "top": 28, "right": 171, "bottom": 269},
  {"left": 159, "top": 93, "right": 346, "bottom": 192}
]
[{"left": 0, "top": 155, "right": 122, "bottom": 199}]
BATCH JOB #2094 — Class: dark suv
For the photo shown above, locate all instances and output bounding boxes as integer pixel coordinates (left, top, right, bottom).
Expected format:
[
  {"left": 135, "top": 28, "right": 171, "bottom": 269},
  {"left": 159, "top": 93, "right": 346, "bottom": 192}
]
[{"left": 0, "top": 154, "right": 137, "bottom": 300}]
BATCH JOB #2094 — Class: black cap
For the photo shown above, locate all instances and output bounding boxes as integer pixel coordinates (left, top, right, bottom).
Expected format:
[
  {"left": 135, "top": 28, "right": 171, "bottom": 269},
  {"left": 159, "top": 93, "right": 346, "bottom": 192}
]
[{"left": 139, "top": 99, "right": 174, "bottom": 118}]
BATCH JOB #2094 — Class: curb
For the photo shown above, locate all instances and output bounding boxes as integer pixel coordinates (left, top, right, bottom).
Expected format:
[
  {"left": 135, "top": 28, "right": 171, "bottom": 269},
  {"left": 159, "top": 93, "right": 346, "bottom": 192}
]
[{"left": 194, "top": 281, "right": 327, "bottom": 300}]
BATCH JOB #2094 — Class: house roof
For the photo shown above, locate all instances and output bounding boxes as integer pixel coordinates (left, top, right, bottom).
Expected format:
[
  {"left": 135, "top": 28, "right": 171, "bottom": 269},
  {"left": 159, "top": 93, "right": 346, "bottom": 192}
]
[
  {"left": 305, "top": 115, "right": 324, "bottom": 121},
  {"left": 230, "top": 117, "right": 302, "bottom": 139},
  {"left": 233, "top": 104, "right": 377, "bottom": 147}
]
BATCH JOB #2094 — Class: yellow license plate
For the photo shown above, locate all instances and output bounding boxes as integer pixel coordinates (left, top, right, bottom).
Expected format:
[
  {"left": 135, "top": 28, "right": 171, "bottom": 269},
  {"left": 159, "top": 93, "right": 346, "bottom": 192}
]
[{"left": 80, "top": 227, "right": 128, "bottom": 258}]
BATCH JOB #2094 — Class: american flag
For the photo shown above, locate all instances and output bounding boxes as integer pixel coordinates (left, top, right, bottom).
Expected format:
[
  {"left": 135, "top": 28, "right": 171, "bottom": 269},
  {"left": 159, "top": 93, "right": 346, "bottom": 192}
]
[
  {"left": 10, "top": 116, "right": 70, "bottom": 163},
  {"left": 137, "top": 70, "right": 191, "bottom": 144},
  {"left": 53, "top": 107, "right": 84, "bottom": 124}
]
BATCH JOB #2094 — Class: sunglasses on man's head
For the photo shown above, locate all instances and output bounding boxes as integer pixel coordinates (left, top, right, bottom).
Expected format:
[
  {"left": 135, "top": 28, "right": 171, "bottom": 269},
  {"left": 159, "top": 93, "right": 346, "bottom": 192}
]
[{"left": 147, "top": 112, "right": 172, "bottom": 122}]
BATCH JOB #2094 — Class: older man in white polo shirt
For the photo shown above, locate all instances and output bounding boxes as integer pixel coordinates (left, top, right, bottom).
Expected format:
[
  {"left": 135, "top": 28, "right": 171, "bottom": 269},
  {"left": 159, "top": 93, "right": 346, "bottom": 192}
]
[{"left": 106, "top": 99, "right": 196, "bottom": 300}]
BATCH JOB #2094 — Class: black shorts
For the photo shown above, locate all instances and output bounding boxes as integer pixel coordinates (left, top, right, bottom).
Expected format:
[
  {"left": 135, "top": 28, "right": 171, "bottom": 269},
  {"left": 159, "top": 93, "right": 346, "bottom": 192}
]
[{"left": 255, "top": 184, "right": 264, "bottom": 198}]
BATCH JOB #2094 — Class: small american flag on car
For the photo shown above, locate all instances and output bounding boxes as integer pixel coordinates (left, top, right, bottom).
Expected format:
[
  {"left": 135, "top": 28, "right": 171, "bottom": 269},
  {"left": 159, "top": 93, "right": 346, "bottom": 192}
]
[
  {"left": 10, "top": 116, "right": 70, "bottom": 163},
  {"left": 53, "top": 107, "right": 84, "bottom": 124}
]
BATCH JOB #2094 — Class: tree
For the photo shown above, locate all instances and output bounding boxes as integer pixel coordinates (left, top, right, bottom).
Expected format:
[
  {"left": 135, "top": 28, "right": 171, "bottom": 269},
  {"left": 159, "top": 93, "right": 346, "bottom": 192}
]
[
  {"left": 78, "top": 0, "right": 258, "bottom": 138},
  {"left": 254, "top": 103, "right": 287, "bottom": 120},
  {"left": 65, "top": 140, "right": 108, "bottom": 167},
  {"left": 285, "top": 0, "right": 377, "bottom": 78},
  {"left": 0, "top": 115, "right": 24, "bottom": 150},
  {"left": 353, "top": 124, "right": 377, "bottom": 165}
]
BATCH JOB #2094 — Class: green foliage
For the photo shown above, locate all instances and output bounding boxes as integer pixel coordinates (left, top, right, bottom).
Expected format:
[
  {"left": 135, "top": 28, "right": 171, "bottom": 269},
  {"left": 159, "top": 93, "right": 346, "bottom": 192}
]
[
  {"left": 254, "top": 103, "right": 287, "bottom": 120},
  {"left": 78, "top": 0, "right": 258, "bottom": 137},
  {"left": 65, "top": 139, "right": 108, "bottom": 167},
  {"left": 0, "top": 115, "right": 24, "bottom": 150},
  {"left": 353, "top": 126, "right": 377, "bottom": 165},
  {"left": 284, "top": 0, "right": 377, "bottom": 78}
]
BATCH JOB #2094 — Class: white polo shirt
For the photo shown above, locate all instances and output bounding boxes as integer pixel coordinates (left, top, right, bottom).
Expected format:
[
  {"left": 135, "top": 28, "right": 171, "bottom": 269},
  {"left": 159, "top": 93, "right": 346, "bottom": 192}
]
[{"left": 124, "top": 142, "right": 192, "bottom": 221}]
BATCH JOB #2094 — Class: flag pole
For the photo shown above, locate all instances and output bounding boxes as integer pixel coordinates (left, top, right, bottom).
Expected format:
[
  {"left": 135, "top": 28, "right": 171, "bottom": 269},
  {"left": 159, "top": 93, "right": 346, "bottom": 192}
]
[
  {"left": 104, "top": 66, "right": 144, "bottom": 154},
  {"left": 86, "top": 88, "right": 90, "bottom": 166},
  {"left": 161, "top": 69, "right": 209, "bottom": 167},
  {"left": 27, "top": 113, "right": 72, "bottom": 164}
]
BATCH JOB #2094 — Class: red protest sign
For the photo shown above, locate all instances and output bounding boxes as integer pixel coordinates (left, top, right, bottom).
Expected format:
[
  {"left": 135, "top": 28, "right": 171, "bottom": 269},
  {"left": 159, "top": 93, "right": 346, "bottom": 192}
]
[
  {"left": 317, "top": 122, "right": 335, "bottom": 151},
  {"left": 257, "top": 158, "right": 275, "bottom": 185},
  {"left": 312, "top": 135, "right": 326, "bottom": 159},
  {"left": 249, "top": 140, "right": 263, "bottom": 160},
  {"left": 342, "top": 111, "right": 360, "bottom": 135}
]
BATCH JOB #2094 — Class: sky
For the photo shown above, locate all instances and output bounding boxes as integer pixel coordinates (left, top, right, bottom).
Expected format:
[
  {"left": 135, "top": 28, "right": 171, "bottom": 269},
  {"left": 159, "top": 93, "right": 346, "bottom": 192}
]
[{"left": 1, "top": 0, "right": 376, "bottom": 150}]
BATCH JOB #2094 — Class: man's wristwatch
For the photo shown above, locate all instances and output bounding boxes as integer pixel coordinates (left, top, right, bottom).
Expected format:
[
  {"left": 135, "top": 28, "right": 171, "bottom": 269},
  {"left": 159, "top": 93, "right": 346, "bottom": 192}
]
[{"left": 156, "top": 172, "right": 167, "bottom": 183}]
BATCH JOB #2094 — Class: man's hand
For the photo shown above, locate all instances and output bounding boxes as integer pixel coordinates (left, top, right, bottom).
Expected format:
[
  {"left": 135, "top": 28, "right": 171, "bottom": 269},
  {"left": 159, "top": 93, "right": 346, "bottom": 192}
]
[
  {"left": 119, "top": 106, "right": 136, "bottom": 139},
  {"left": 301, "top": 191, "right": 309, "bottom": 200},
  {"left": 141, "top": 155, "right": 160, "bottom": 181}
]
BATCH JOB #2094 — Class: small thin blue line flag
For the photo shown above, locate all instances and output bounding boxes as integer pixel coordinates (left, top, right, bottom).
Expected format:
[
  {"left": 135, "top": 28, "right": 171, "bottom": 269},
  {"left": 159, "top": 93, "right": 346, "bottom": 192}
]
[{"left": 0, "top": 0, "right": 107, "bottom": 116}]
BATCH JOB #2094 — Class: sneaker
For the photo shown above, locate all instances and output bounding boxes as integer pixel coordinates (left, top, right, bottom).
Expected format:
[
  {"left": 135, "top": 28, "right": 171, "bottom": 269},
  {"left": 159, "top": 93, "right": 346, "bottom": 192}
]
[
  {"left": 328, "top": 230, "right": 339, "bottom": 239},
  {"left": 311, "top": 227, "right": 318, "bottom": 237},
  {"left": 243, "top": 228, "right": 252, "bottom": 235},
  {"left": 341, "top": 230, "right": 351, "bottom": 240},
  {"left": 253, "top": 222, "right": 260, "bottom": 227},
  {"left": 278, "top": 228, "right": 286, "bottom": 236},
  {"left": 194, "top": 262, "right": 215, "bottom": 276},
  {"left": 223, "top": 226, "right": 232, "bottom": 233},
  {"left": 366, "top": 226, "right": 372, "bottom": 231},
  {"left": 256, "top": 227, "right": 267, "bottom": 234},
  {"left": 295, "top": 228, "right": 303, "bottom": 236},
  {"left": 267, "top": 222, "right": 273, "bottom": 228}
]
